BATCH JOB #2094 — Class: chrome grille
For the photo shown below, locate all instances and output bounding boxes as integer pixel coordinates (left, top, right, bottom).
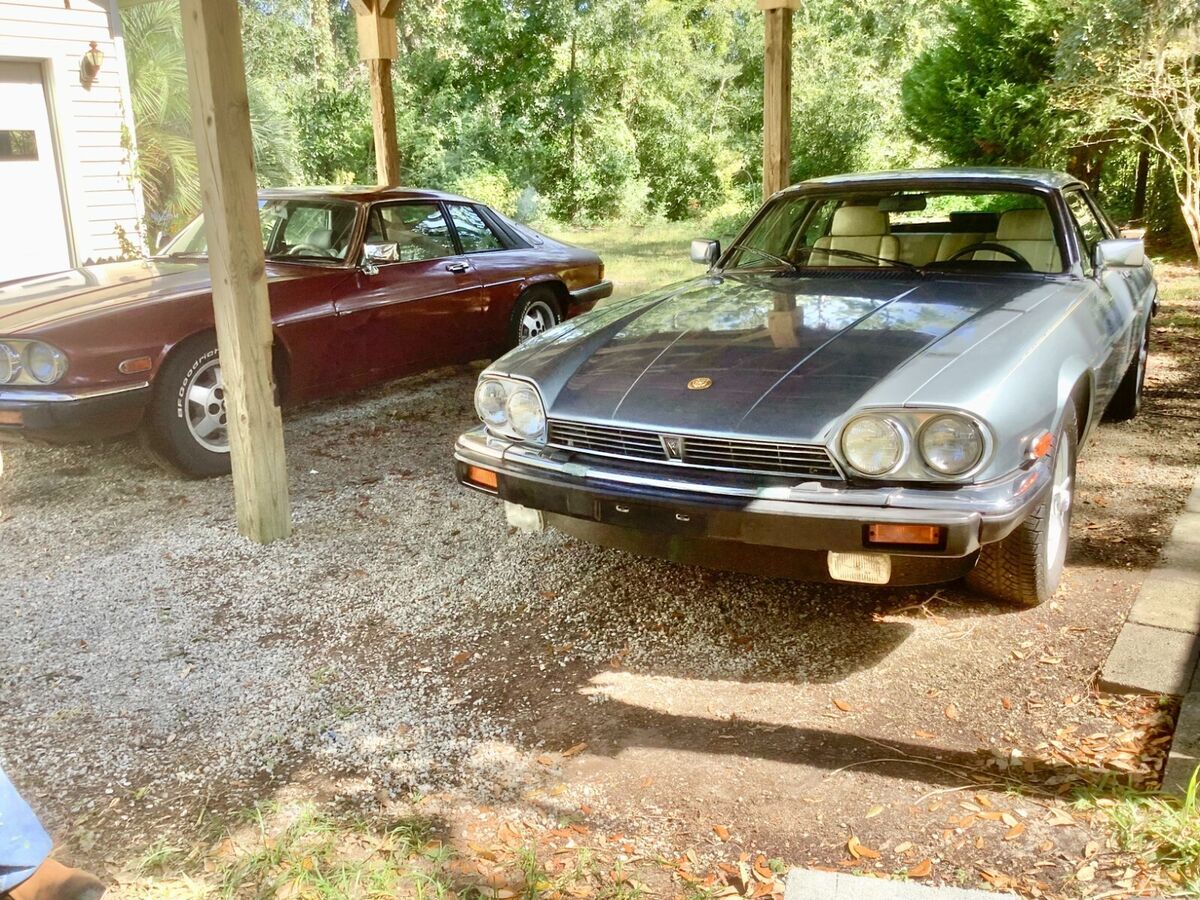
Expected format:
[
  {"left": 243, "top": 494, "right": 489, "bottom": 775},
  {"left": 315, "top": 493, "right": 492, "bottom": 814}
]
[{"left": 546, "top": 420, "right": 841, "bottom": 479}]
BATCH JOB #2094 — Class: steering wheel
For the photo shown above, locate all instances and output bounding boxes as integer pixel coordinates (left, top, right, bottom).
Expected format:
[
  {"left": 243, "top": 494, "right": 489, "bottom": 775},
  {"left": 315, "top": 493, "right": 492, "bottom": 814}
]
[
  {"left": 945, "top": 242, "right": 1031, "bottom": 270},
  {"left": 285, "top": 242, "right": 335, "bottom": 258}
]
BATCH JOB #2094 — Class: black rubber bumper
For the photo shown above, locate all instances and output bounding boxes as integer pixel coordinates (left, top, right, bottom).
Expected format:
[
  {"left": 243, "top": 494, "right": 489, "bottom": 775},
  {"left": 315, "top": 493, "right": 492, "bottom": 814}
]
[
  {"left": 0, "top": 386, "right": 150, "bottom": 443},
  {"left": 569, "top": 280, "right": 614, "bottom": 306},
  {"left": 455, "top": 459, "right": 983, "bottom": 585}
]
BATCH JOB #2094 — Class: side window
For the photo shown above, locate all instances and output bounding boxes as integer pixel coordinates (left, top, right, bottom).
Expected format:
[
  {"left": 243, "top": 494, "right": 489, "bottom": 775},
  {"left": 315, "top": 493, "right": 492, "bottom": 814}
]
[
  {"left": 447, "top": 204, "right": 505, "bottom": 253},
  {"left": 1065, "top": 190, "right": 1105, "bottom": 266},
  {"left": 366, "top": 202, "right": 457, "bottom": 262}
]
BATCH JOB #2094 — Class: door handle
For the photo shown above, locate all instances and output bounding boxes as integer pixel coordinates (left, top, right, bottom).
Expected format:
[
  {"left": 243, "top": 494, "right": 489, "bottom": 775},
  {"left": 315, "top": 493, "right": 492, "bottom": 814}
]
[{"left": 446, "top": 261, "right": 469, "bottom": 273}]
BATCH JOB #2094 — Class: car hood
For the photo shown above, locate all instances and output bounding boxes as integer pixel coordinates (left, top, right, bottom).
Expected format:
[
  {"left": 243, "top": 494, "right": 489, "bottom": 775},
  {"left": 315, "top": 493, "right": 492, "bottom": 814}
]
[
  {"left": 0, "top": 258, "right": 317, "bottom": 334},
  {"left": 495, "top": 272, "right": 1059, "bottom": 443}
]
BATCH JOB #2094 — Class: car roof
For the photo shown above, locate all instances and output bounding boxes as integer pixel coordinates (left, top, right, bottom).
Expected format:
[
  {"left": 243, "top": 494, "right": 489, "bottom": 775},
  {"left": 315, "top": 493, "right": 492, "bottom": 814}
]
[
  {"left": 258, "top": 185, "right": 475, "bottom": 204},
  {"left": 793, "top": 167, "right": 1082, "bottom": 192}
]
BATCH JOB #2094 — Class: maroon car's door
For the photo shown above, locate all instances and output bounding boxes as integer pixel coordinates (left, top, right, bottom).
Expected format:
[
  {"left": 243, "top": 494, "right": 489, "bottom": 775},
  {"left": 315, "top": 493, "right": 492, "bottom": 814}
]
[{"left": 333, "top": 201, "right": 488, "bottom": 378}]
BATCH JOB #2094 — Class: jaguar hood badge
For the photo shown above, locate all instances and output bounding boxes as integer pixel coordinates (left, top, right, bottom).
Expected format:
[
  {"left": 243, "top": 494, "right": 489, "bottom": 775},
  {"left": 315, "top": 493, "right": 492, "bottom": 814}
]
[{"left": 687, "top": 377, "right": 713, "bottom": 391}]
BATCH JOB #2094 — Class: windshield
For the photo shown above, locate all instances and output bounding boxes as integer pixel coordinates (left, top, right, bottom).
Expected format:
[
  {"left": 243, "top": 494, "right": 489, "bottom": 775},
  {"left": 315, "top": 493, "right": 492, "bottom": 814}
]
[
  {"left": 729, "top": 188, "right": 1065, "bottom": 275},
  {"left": 160, "top": 198, "right": 360, "bottom": 263}
]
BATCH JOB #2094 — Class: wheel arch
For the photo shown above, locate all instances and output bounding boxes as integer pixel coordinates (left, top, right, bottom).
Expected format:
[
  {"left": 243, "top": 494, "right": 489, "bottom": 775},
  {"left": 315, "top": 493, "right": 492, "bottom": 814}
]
[
  {"left": 1057, "top": 361, "right": 1093, "bottom": 444},
  {"left": 156, "top": 328, "right": 293, "bottom": 405},
  {"left": 519, "top": 276, "right": 570, "bottom": 317}
]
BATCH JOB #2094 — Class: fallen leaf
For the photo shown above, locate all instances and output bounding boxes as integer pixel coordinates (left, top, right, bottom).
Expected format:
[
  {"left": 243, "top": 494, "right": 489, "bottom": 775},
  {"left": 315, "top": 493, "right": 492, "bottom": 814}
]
[
  {"left": 1001, "top": 697, "right": 1013, "bottom": 710},
  {"left": 914, "top": 730, "right": 936, "bottom": 739},
  {"left": 452, "top": 651, "right": 471, "bottom": 666},
  {"left": 944, "top": 704, "right": 959, "bottom": 721},
  {"left": 847, "top": 836, "right": 880, "bottom": 860},
  {"left": 833, "top": 698, "right": 853, "bottom": 712},
  {"left": 1004, "top": 823, "right": 1026, "bottom": 841},
  {"left": 894, "top": 842, "right": 913, "bottom": 854},
  {"left": 561, "top": 742, "right": 587, "bottom": 757},
  {"left": 1001, "top": 812, "right": 1019, "bottom": 828},
  {"left": 907, "top": 859, "right": 932, "bottom": 878},
  {"left": 865, "top": 805, "right": 884, "bottom": 819},
  {"left": 536, "top": 754, "right": 555, "bottom": 766},
  {"left": 1077, "top": 863, "right": 1096, "bottom": 883},
  {"left": 713, "top": 825, "right": 731, "bottom": 842}
]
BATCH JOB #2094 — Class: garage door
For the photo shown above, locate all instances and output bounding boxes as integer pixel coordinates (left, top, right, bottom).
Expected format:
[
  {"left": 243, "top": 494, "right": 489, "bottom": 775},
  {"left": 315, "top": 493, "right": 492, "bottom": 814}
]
[{"left": 0, "top": 61, "right": 71, "bottom": 282}]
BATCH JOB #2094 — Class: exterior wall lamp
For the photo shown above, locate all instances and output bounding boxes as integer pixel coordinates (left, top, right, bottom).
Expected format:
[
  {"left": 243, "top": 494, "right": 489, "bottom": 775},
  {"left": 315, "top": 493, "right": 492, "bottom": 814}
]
[{"left": 79, "top": 41, "right": 104, "bottom": 88}]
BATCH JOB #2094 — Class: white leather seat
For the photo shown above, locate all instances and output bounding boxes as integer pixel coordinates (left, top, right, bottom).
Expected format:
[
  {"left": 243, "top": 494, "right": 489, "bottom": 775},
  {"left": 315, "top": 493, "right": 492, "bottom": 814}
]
[
  {"left": 979, "top": 208, "right": 1061, "bottom": 272},
  {"left": 810, "top": 207, "right": 899, "bottom": 267},
  {"left": 935, "top": 231, "right": 991, "bottom": 261}
]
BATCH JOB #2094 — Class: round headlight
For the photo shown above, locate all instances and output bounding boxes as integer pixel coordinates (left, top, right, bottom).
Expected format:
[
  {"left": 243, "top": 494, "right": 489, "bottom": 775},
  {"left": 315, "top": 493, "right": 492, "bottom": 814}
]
[
  {"left": 919, "top": 414, "right": 984, "bottom": 475},
  {"left": 0, "top": 344, "right": 19, "bottom": 385},
  {"left": 475, "top": 379, "right": 508, "bottom": 427},
  {"left": 841, "top": 415, "right": 904, "bottom": 476},
  {"left": 506, "top": 387, "right": 545, "bottom": 439},
  {"left": 23, "top": 342, "right": 67, "bottom": 384}
]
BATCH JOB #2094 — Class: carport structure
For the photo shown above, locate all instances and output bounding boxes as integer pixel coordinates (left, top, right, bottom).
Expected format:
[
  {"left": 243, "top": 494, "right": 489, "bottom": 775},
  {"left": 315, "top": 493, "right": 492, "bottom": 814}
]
[{"left": 146, "top": 0, "right": 800, "bottom": 543}]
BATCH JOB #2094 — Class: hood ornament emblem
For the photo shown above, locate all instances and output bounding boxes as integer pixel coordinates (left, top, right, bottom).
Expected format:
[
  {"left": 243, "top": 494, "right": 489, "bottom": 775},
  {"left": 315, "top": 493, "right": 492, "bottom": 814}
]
[{"left": 687, "top": 377, "right": 713, "bottom": 391}]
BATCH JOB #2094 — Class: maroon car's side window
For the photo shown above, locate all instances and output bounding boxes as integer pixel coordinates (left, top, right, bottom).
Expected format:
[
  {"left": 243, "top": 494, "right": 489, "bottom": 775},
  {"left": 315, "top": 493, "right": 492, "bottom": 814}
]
[
  {"left": 447, "top": 204, "right": 505, "bottom": 253},
  {"left": 366, "top": 203, "right": 457, "bottom": 263}
]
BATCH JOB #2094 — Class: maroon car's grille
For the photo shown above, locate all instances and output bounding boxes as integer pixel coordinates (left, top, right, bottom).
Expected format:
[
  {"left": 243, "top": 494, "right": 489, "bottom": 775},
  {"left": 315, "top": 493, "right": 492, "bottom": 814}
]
[{"left": 546, "top": 420, "right": 841, "bottom": 479}]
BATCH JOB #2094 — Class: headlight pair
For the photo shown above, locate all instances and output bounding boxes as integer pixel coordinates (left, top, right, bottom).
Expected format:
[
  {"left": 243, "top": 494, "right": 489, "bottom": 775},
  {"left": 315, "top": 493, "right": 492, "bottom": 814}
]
[
  {"left": 839, "top": 410, "right": 987, "bottom": 480},
  {"left": 474, "top": 375, "right": 546, "bottom": 442},
  {"left": 0, "top": 340, "right": 68, "bottom": 385}
]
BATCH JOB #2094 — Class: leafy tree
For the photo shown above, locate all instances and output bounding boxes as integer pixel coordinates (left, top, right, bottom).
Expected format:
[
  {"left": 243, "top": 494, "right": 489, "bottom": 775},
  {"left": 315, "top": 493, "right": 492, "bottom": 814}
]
[
  {"left": 1057, "top": 0, "right": 1200, "bottom": 258},
  {"left": 901, "top": 0, "right": 1069, "bottom": 165},
  {"left": 123, "top": 0, "right": 299, "bottom": 246}
]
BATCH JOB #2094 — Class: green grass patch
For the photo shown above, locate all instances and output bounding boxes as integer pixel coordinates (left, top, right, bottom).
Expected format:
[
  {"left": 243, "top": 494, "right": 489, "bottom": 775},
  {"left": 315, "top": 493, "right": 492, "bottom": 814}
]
[
  {"left": 544, "top": 219, "right": 741, "bottom": 304},
  {"left": 1076, "top": 768, "right": 1200, "bottom": 893}
]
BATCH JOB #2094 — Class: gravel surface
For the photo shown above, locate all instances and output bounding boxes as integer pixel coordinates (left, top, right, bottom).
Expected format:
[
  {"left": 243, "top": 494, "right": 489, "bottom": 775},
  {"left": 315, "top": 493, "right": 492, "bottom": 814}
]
[{"left": 1, "top": 272, "right": 1197, "bottom": 894}]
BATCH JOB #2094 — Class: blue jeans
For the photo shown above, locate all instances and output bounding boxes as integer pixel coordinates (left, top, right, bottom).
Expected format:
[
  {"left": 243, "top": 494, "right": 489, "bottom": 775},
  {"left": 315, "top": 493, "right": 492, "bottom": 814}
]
[{"left": 0, "top": 768, "right": 51, "bottom": 893}]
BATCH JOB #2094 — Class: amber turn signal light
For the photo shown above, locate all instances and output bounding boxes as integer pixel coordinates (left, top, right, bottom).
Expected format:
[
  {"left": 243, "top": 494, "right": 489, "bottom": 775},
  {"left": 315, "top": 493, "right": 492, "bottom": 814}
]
[
  {"left": 465, "top": 465, "right": 498, "bottom": 490},
  {"left": 118, "top": 356, "right": 153, "bottom": 375},
  {"left": 866, "top": 523, "right": 944, "bottom": 547},
  {"left": 0, "top": 410, "right": 22, "bottom": 426}
]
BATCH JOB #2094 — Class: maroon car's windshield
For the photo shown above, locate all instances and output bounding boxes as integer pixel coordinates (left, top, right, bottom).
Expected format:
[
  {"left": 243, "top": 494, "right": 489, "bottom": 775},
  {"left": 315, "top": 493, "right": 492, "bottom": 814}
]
[{"left": 160, "top": 198, "right": 359, "bottom": 264}]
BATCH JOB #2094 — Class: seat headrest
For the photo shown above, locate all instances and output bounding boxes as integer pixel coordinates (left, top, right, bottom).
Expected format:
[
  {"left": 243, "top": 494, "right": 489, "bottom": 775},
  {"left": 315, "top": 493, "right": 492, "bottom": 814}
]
[
  {"left": 996, "top": 208, "right": 1054, "bottom": 241},
  {"left": 831, "top": 206, "right": 890, "bottom": 237},
  {"left": 309, "top": 227, "right": 334, "bottom": 250}
]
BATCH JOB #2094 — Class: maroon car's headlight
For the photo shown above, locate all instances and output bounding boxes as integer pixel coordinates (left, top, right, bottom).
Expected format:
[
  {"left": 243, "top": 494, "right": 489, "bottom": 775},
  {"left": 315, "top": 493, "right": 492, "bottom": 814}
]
[
  {"left": 0, "top": 339, "right": 68, "bottom": 386},
  {"left": 24, "top": 342, "right": 68, "bottom": 384},
  {"left": 0, "top": 343, "right": 18, "bottom": 385}
]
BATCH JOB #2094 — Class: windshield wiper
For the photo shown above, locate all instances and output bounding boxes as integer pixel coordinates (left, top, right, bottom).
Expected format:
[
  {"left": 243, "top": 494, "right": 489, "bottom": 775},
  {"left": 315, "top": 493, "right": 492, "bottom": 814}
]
[
  {"left": 791, "top": 246, "right": 921, "bottom": 275},
  {"left": 724, "top": 244, "right": 800, "bottom": 272},
  {"left": 159, "top": 251, "right": 208, "bottom": 260}
]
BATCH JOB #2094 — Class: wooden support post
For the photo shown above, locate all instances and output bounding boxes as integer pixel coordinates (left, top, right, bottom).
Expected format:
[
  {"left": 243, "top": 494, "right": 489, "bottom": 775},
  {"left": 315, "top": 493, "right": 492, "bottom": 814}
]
[
  {"left": 179, "top": 0, "right": 291, "bottom": 543},
  {"left": 353, "top": 0, "right": 401, "bottom": 186},
  {"left": 759, "top": 0, "right": 797, "bottom": 201}
]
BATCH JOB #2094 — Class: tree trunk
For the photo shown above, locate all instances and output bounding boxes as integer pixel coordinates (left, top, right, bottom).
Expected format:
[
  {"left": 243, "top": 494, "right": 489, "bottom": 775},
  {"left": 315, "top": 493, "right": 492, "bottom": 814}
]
[{"left": 1132, "top": 146, "right": 1150, "bottom": 222}]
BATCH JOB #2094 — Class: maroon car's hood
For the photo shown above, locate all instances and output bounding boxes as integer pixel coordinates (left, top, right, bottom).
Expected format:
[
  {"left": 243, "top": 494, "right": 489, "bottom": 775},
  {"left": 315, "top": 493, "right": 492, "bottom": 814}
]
[{"left": 0, "top": 259, "right": 315, "bottom": 334}]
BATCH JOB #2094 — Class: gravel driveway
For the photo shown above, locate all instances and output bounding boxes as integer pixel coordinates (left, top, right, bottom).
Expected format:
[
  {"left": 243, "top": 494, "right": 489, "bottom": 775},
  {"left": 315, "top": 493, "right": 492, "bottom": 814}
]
[{"left": 1, "top": 275, "right": 1197, "bottom": 893}]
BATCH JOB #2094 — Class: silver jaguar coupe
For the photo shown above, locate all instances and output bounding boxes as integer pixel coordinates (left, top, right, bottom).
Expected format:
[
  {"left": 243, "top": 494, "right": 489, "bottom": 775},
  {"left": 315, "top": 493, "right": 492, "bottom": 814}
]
[{"left": 454, "top": 169, "right": 1156, "bottom": 607}]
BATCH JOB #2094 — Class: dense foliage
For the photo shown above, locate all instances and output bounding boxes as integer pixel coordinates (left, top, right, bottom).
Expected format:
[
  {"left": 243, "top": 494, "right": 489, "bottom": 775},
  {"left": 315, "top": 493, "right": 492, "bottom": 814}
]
[{"left": 122, "top": 0, "right": 1198, "bottom": 252}]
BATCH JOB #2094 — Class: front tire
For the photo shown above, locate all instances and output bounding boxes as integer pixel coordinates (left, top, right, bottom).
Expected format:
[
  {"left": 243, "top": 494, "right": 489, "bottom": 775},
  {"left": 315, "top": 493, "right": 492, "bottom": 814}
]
[
  {"left": 144, "top": 334, "right": 232, "bottom": 477},
  {"left": 966, "top": 406, "right": 1077, "bottom": 607},
  {"left": 508, "top": 288, "right": 560, "bottom": 347}
]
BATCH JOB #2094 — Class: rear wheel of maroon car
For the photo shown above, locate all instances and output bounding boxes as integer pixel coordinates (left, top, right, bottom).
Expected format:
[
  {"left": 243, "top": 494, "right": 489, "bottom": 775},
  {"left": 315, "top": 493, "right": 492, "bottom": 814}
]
[
  {"left": 144, "top": 334, "right": 232, "bottom": 478},
  {"left": 966, "top": 406, "right": 1077, "bottom": 608},
  {"left": 509, "top": 287, "right": 561, "bottom": 347}
]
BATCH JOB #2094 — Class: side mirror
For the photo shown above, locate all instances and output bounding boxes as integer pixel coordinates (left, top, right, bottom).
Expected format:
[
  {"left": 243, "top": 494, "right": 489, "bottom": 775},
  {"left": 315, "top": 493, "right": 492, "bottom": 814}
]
[
  {"left": 1094, "top": 238, "right": 1145, "bottom": 269},
  {"left": 361, "top": 241, "right": 399, "bottom": 275},
  {"left": 690, "top": 238, "right": 720, "bottom": 267}
]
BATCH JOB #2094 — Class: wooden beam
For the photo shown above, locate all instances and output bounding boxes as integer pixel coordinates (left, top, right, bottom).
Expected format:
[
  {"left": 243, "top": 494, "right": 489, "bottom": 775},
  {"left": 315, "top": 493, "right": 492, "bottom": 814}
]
[
  {"left": 760, "top": 0, "right": 797, "bottom": 200},
  {"left": 180, "top": 0, "right": 291, "bottom": 543},
  {"left": 355, "top": 4, "right": 401, "bottom": 186}
]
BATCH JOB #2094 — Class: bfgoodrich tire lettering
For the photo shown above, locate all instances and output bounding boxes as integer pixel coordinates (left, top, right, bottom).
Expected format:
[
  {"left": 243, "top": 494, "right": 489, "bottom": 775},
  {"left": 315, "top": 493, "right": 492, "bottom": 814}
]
[
  {"left": 966, "top": 405, "right": 1077, "bottom": 608},
  {"left": 144, "top": 334, "right": 232, "bottom": 478}
]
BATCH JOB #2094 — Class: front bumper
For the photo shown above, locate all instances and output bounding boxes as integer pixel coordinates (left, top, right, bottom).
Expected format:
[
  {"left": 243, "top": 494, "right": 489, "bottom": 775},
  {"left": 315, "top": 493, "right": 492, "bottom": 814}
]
[
  {"left": 454, "top": 427, "right": 1053, "bottom": 583},
  {"left": 0, "top": 382, "right": 151, "bottom": 443}
]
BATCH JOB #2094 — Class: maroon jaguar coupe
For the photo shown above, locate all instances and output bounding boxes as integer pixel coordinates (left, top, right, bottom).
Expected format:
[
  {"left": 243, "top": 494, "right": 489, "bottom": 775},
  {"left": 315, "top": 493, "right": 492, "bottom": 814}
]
[{"left": 0, "top": 187, "right": 611, "bottom": 475}]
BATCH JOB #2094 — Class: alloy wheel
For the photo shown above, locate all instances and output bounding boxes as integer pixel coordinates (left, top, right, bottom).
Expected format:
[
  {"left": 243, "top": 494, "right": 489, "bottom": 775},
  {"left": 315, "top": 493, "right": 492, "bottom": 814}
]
[{"left": 184, "top": 358, "right": 230, "bottom": 453}]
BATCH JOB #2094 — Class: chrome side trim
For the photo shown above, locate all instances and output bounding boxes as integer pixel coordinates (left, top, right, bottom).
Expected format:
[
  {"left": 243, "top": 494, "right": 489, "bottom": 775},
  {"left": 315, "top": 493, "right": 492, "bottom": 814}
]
[{"left": 0, "top": 381, "right": 150, "bottom": 403}]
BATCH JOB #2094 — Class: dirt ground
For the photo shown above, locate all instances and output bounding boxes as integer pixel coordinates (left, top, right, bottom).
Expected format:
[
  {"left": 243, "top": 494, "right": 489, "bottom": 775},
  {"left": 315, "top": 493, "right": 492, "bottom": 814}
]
[{"left": 1, "top": 264, "right": 1198, "bottom": 898}]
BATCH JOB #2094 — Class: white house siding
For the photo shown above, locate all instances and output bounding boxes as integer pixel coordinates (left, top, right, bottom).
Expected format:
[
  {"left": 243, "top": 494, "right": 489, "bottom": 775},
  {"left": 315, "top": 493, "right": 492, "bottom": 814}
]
[{"left": 0, "top": 0, "right": 144, "bottom": 267}]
